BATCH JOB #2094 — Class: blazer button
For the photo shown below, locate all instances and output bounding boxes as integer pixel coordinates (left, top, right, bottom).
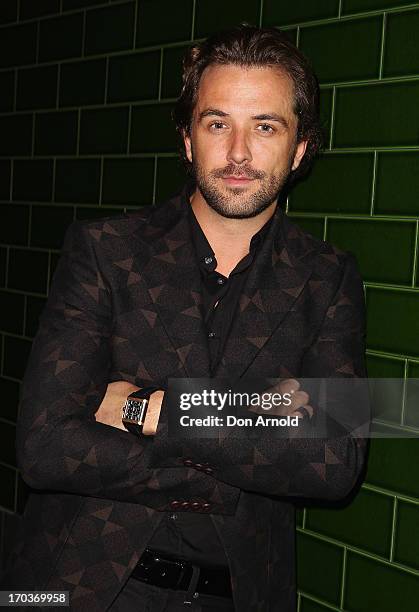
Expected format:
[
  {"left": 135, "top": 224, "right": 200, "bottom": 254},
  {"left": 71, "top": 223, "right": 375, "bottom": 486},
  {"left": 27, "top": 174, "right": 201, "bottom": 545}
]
[
  {"left": 170, "top": 500, "right": 181, "bottom": 509},
  {"left": 202, "top": 502, "right": 211, "bottom": 511},
  {"left": 180, "top": 501, "right": 190, "bottom": 509},
  {"left": 183, "top": 459, "right": 194, "bottom": 467},
  {"left": 191, "top": 501, "right": 202, "bottom": 511}
]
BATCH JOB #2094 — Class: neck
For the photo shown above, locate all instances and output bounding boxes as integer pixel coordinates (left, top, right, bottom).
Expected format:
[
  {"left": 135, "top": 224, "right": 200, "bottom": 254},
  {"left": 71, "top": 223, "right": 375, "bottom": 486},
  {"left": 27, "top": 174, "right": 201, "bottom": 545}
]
[{"left": 189, "top": 188, "right": 277, "bottom": 265}]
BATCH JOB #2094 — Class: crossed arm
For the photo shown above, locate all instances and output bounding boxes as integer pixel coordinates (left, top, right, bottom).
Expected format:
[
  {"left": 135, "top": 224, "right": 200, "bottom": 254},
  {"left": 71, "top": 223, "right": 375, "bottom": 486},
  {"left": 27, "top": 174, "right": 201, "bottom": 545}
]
[{"left": 17, "top": 221, "right": 369, "bottom": 507}]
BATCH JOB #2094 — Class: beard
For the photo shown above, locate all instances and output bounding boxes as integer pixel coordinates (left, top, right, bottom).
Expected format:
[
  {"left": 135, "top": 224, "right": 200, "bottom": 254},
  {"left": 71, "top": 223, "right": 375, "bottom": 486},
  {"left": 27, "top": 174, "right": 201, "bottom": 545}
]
[{"left": 191, "top": 152, "right": 295, "bottom": 219}]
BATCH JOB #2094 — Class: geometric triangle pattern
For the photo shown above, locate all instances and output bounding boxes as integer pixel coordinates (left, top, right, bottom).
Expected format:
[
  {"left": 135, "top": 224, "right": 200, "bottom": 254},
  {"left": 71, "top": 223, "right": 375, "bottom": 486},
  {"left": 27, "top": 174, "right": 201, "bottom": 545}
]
[{"left": 2, "top": 184, "right": 369, "bottom": 611}]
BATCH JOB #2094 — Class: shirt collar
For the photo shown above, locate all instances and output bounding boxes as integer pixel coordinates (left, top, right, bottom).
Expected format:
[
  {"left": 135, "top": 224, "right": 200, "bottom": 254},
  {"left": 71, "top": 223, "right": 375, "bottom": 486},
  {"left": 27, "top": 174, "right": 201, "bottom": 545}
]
[{"left": 183, "top": 180, "right": 276, "bottom": 273}]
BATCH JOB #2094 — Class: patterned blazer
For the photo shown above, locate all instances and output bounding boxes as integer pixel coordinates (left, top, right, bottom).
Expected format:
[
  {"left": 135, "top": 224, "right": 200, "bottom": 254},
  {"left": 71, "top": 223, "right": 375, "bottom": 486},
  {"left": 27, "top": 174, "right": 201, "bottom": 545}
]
[{"left": 2, "top": 183, "right": 369, "bottom": 611}]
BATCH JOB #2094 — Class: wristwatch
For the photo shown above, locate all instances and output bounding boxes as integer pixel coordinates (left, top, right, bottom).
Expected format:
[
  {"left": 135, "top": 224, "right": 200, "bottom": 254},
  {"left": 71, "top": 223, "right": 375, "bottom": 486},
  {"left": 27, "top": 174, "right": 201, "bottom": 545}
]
[{"left": 122, "top": 386, "right": 162, "bottom": 435}]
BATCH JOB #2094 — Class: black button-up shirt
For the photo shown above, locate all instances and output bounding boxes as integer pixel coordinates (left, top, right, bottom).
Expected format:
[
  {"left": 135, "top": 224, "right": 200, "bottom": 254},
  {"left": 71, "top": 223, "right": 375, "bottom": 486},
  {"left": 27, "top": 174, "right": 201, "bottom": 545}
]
[{"left": 146, "top": 186, "right": 275, "bottom": 567}]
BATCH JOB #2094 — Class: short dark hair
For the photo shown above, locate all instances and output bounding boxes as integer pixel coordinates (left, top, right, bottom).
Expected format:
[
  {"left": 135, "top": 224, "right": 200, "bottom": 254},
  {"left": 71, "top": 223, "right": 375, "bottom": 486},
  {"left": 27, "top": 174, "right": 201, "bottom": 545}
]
[{"left": 173, "top": 23, "right": 323, "bottom": 185}]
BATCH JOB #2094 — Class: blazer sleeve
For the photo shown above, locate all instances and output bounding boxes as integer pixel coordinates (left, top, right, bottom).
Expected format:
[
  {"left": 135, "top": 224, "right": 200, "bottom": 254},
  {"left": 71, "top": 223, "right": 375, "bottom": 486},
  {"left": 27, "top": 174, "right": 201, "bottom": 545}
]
[
  {"left": 16, "top": 221, "right": 239, "bottom": 508},
  {"left": 148, "top": 252, "right": 371, "bottom": 501}
]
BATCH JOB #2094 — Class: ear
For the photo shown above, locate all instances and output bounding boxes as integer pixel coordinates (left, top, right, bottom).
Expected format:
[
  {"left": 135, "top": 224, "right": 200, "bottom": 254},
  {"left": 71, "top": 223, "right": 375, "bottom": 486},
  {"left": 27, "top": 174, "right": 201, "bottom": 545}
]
[
  {"left": 183, "top": 131, "right": 193, "bottom": 163},
  {"left": 291, "top": 140, "right": 308, "bottom": 171}
]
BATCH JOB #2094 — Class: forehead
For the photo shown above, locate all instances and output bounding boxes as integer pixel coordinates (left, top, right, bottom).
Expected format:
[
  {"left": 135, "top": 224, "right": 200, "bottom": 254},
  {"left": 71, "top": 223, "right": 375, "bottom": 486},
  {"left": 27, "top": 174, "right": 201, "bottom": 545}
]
[{"left": 195, "top": 63, "right": 296, "bottom": 118}]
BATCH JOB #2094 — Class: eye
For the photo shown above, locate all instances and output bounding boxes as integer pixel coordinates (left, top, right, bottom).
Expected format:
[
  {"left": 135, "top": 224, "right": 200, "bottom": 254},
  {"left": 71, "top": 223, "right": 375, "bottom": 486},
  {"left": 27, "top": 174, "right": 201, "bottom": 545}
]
[
  {"left": 209, "top": 121, "right": 227, "bottom": 131},
  {"left": 257, "top": 123, "right": 275, "bottom": 134}
]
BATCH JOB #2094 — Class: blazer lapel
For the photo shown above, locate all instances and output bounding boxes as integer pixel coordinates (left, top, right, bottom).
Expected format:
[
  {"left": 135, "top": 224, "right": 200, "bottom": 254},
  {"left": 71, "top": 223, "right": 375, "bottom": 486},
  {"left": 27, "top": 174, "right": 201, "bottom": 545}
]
[
  {"left": 134, "top": 186, "right": 212, "bottom": 379},
  {"left": 212, "top": 204, "right": 317, "bottom": 382}
]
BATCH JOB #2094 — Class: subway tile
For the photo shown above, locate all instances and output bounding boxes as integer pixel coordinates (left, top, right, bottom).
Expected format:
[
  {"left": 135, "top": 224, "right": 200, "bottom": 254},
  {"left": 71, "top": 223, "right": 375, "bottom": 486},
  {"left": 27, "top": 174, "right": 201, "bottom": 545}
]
[
  {"left": 17, "top": 65, "right": 58, "bottom": 111},
  {"left": 0, "top": 377, "right": 20, "bottom": 422},
  {"left": 319, "top": 87, "right": 333, "bottom": 147},
  {"left": 394, "top": 500, "right": 419, "bottom": 570},
  {"left": 195, "top": 0, "right": 260, "bottom": 38},
  {"left": 155, "top": 157, "right": 187, "bottom": 203},
  {"left": 366, "top": 438, "right": 419, "bottom": 498},
  {"left": 0, "top": 421, "right": 16, "bottom": 466},
  {"left": 405, "top": 363, "right": 419, "bottom": 428},
  {"left": 25, "top": 296, "right": 47, "bottom": 338},
  {"left": 290, "top": 217, "right": 325, "bottom": 241},
  {"left": 39, "top": 13, "right": 83, "bottom": 62},
  {"left": 366, "top": 287, "right": 419, "bottom": 357},
  {"left": 3, "top": 336, "right": 32, "bottom": 380},
  {"left": 263, "top": 0, "right": 339, "bottom": 26},
  {"left": 30, "top": 206, "right": 74, "bottom": 249},
  {"left": 13, "top": 159, "right": 54, "bottom": 202},
  {"left": 34, "top": 111, "right": 78, "bottom": 156},
  {"left": 305, "top": 488, "right": 393, "bottom": 557},
  {"left": 0, "top": 161, "right": 11, "bottom": 201},
  {"left": 59, "top": 59, "right": 106, "bottom": 107},
  {"left": 20, "top": 0, "right": 60, "bottom": 20},
  {"left": 0, "top": 291, "right": 25, "bottom": 335},
  {"left": 63, "top": 0, "right": 107, "bottom": 8},
  {"left": 300, "top": 598, "right": 331, "bottom": 612},
  {"left": 85, "top": 2, "right": 135, "bottom": 56},
  {"left": 130, "top": 103, "right": 177, "bottom": 153},
  {"left": 102, "top": 158, "right": 154, "bottom": 205},
  {"left": 288, "top": 153, "right": 373, "bottom": 214},
  {"left": 79, "top": 108, "right": 129, "bottom": 154},
  {"left": 0, "top": 248, "right": 6, "bottom": 287},
  {"left": 0, "top": 115, "right": 33, "bottom": 157},
  {"left": 0, "top": 22, "right": 37, "bottom": 68},
  {"left": 296, "top": 508, "right": 304, "bottom": 527},
  {"left": 8, "top": 249, "right": 49, "bottom": 294},
  {"left": 344, "top": 551, "right": 419, "bottom": 610},
  {"left": 297, "top": 532, "right": 343, "bottom": 605},
  {"left": 0, "top": 0, "right": 17, "bottom": 24},
  {"left": 0, "top": 204, "right": 30, "bottom": 246},
  {"left": 342, "top": 0, "right": 418, "bottom": 14},
  {"left": 0, "top": 71, "right": 15, "bottom": 112},
  {"left": 366, "top": 356, "right": 405, "bottom": 423},
  {"left": 107, "top": 51, "right": 160, "bottom": 104},
  {"left": 384, "top": 10, "right": 419, "bottom": 77},
  {"left": 366, "top": 354, "right": 405, "bottom": 378},
  {"left": 327, "top": 219, "right": 415, "bottom": 285},
  {"left": 375, "top": 152, "right": 419, "bottom": 216},
  {"left": 334, "top": 81, "right": 419, "bottom": 147},
  {"left": 74, "top": 206, "right": 122, "bottom": 221},
  {"left": 55, "top": 159, "right": 101, "bottom": 203},
  {"left": 136, "top": 0, "right": 193, "bottom": 46},
  {"left": 161, "top": 46, "right": 189, "bottom": 100},
  {"left": 0, "top": 464, "right": 16, "bottom": 512},
  {"left": 282, "top": 28, "right": 298, "bottom": 45},
  {"left": 300, "top": 17, "right": 381, "bottom": 83}
]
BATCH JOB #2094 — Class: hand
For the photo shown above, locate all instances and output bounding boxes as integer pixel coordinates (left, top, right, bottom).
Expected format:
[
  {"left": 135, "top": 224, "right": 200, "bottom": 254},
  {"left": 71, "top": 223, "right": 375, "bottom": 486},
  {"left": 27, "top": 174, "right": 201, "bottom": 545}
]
[
  {"left": 95, "top": 381, "right": 164, "bottom": 435},
  {"left": 248, "top": 378, "right": 313, "bottom": 419}
]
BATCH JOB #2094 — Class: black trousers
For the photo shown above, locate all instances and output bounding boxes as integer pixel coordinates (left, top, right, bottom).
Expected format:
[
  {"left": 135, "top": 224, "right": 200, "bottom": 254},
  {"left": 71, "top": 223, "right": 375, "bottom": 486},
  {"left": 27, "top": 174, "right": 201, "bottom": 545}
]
[{"left": 108, "top": 576, "right": 236, "bottom": 611}]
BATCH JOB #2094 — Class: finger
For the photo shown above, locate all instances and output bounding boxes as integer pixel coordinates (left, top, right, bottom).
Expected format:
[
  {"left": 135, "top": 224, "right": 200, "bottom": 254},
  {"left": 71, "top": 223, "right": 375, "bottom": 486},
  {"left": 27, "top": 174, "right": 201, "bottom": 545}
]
[{"left": 279, "top": 378, "right": 300, "bottom": 395}]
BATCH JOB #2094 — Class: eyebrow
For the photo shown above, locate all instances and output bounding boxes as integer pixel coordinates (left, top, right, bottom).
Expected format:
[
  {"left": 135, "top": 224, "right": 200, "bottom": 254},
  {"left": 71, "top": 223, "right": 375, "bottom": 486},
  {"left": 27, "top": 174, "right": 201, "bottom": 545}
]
[{"left": 198, "top": 108, "right": 289, "bottom": 129}]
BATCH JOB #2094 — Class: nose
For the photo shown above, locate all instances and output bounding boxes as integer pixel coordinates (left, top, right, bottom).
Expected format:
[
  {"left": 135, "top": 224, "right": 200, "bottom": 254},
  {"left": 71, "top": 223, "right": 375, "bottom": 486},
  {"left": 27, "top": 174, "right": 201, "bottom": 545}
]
[{"left": 226, "top": 128, "right": 252, "bottom": 165}]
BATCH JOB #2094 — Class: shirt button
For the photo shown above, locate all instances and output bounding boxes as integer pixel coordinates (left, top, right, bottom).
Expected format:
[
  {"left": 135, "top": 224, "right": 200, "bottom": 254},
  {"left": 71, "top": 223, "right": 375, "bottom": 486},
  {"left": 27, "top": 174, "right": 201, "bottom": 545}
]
[
  {"left": 204, "top": 256, "right": 213, "bottom": 265},
  {"left": 169, "top": 513, "right": 178, "bottom": 520},
  {"left": 208, "top": 332, "right": 216, "bottom": 338},
  {"left": 217, "top": 278, "right": 225, "bottom": 285}
]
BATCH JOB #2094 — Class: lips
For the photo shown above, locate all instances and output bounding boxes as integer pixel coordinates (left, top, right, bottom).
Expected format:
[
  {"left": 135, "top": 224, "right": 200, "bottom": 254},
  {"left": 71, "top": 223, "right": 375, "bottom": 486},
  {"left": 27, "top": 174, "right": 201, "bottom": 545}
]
[{"left": 222, "top": 176, "right": 254, "bottom": 185}]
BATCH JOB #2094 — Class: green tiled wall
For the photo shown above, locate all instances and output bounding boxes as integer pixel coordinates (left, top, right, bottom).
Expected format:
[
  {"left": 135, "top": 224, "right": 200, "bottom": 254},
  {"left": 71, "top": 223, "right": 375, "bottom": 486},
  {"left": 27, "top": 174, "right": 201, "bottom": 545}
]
[{"left": 0, "top": 0, "right": 418, "bottom": 608}]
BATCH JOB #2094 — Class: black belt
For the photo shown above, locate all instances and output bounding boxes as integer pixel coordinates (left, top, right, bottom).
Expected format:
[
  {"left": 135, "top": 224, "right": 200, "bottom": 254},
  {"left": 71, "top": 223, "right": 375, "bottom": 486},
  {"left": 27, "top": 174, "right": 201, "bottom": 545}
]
[{"left": 130, "top": 548, "right": 232, "bottom": 599}]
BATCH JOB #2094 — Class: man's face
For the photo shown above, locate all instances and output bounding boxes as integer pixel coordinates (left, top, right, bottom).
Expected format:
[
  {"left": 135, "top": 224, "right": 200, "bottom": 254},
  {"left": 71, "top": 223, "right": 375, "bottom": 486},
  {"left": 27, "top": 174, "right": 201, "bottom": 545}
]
[{"left": 184, "top": 64, "right": 307, "bottom": 219}]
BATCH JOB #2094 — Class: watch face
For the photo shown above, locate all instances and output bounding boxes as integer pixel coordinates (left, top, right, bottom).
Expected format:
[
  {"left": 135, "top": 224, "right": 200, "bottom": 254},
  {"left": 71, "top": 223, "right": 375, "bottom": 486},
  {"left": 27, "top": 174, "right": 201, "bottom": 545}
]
[{"left": 122, "top": 398, "right": 147, "bottom": 424}]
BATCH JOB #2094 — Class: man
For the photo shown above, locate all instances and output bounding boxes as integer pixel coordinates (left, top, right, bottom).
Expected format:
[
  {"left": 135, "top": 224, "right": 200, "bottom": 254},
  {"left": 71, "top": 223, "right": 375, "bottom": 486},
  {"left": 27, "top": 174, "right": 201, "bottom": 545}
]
[{"left": 2, "top": 24, "right": 368, "bottom": 611}]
